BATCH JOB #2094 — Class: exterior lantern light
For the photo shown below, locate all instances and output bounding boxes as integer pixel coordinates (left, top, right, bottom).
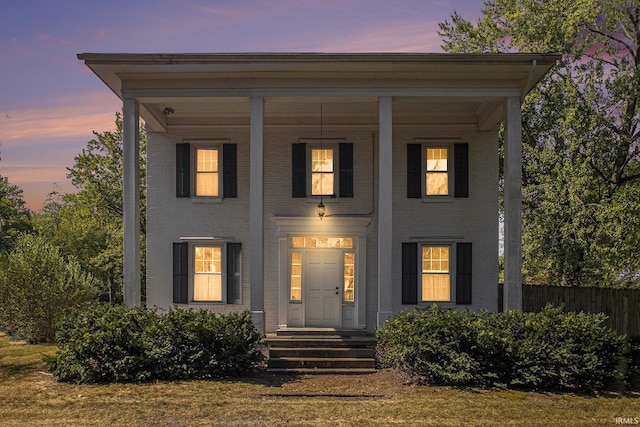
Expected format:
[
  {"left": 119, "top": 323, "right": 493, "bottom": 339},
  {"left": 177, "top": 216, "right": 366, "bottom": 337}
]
[{"left": 317, "top": 200, "right": 326, "bottom": 219}]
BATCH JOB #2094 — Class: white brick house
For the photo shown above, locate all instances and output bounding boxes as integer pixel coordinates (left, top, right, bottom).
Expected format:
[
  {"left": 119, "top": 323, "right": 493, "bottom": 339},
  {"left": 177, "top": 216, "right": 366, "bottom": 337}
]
[{"left": 78, "top": 53, "right": 558, "bottom": 333}]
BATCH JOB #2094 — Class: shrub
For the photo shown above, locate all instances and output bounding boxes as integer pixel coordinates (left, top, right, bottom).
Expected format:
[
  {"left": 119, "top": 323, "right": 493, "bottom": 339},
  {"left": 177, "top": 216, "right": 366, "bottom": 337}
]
[
  {"left": 376, "top": 304, "right": 625, "bottom": 391},
  {"left": 0, "top": 234, "right": 97, "bottom": 343},
  {"left": 46, "top": 305, "right": 265, "bottom": 383},
  {"left": 46, "top": 304, "right": 157, "bottom": 383}
]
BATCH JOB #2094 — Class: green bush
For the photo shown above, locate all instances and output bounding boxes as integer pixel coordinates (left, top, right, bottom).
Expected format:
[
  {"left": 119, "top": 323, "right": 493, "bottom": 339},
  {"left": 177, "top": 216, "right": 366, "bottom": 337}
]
[
  {"left": 145, "top": 309, "right": 265, "bottom": 380},
  {"left": 0, "top": 234, "right": 97, "bottom": 343},
  {"left": 45, "top": 305, "right": 265, "bottom": 383},
  {"left": 376, "top": 305, "right": 625, "bottom": 391}
]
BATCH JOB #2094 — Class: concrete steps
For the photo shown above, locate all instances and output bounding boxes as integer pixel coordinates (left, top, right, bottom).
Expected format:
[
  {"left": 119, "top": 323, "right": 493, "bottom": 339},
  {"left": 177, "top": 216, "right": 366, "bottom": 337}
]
[{"left": 265, "top": 329, "right": 377, "bottom": 374}]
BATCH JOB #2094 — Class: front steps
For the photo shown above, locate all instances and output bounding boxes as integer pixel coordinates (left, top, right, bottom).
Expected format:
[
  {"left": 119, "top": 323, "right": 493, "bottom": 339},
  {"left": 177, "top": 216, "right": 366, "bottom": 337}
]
[{"left": 265, "top": 328, "right": 377, "bottom": 374}]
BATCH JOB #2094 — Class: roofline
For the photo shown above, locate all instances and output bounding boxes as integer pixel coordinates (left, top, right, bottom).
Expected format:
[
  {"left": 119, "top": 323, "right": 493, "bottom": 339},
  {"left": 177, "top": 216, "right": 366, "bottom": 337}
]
[{"left": 77, "top": 52, "right": 562, "bottom": 66}]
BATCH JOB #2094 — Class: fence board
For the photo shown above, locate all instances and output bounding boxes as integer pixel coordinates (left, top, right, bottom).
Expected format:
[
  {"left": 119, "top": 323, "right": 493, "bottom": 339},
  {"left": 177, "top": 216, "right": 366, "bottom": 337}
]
[{"left": 497, "top": 284, "right": 640, "bottom": 337}]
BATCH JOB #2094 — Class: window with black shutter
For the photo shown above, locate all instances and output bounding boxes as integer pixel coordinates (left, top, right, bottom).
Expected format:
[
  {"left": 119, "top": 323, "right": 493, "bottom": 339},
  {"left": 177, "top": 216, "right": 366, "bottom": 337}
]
[{"left": 175, "top": 142, "right": 237, "bottom": 199}]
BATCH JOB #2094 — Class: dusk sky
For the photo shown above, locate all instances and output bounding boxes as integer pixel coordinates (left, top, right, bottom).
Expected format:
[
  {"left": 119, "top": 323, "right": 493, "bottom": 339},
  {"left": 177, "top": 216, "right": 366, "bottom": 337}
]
[{"left": 1, "top": 0, "right": 483, "bottom": 211}]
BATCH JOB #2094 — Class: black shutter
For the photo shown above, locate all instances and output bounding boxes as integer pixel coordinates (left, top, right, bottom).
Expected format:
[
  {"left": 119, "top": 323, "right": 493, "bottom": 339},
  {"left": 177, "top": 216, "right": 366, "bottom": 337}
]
[
  {"left": 339, "top": 143, "right": 354, "bottom": 198},
  {"left": 226, "top": 243, "right": 242, "bottom": 304},
  {"left": 173, "top": 242, "right": 189, "bottom": 304},
  {"left": 222, "top": 143, "right": 237, "bottom": 198},
  {"left": 456, "top": 242, "right": 472, "bottom": 304},
  {"left": 454, "top": 143, "right": 469, "bottom": 198},
  {"left": 292, "top": 143, "right": 306, "bottom": 198},
  {"left": 407, "top": 144, "right": 422, "bottom": 198},
  {"left": 402, "top": 242, "right": 418, "bottom": 304},
  {"left": 176, "top": 143, "right": 191, "bottom": 198}
]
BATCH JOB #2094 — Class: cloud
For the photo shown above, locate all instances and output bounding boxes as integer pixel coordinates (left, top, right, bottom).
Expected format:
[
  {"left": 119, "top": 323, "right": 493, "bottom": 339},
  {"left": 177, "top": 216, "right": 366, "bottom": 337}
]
[
  {"left": 37, "top": 33, "right": 52, "bottom": 41},
  {"left": 0, "top": 92, "right": 121, "bottom": 144}
]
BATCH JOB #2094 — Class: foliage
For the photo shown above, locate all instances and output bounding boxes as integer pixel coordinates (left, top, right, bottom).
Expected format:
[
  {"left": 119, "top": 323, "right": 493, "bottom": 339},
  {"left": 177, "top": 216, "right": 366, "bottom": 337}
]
[
  {"left": 0, "top": 174, "right": 32, "bottom": 254},
  {"left": 0, "top": 234, "right": 97, "bottom": 343},
  {"left": 376, "top": 305, "right": 626, "bottom": 391},
  {"left": 33, "top": 113, "right": 147, "bottom": 303},
  {"left": 46, "top": 305, "right": 264, "bottom": 383},
  {"left": 439, "top": 0, "right": 640, "bottom": 286}
]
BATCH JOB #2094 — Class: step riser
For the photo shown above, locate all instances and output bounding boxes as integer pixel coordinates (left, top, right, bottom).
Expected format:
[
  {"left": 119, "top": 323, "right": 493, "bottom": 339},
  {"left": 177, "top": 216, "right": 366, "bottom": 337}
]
[
  {"left": 265, "top": 339, "right": 376, "bottom": 348},
  {"left": 268, "top": 359, "right": 376, "bottom": 369},
  {"left": 276, "top": 329, "right": 370, "bottom": 337},
  {"left": 270, "top": 348, "right": 374, "bottom": 358}
]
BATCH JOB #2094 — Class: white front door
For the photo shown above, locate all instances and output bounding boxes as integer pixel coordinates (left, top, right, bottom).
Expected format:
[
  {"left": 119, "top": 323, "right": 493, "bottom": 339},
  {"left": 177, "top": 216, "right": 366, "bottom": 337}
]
[{"left": 305, "top": 251, "right": 341, "bottom": 327}]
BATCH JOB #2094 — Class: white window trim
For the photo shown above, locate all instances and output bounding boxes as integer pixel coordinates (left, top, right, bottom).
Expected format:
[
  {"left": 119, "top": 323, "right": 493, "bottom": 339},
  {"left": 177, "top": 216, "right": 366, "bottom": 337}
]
[
  {"left": 418, "top": 242, "right": 456, "bottom": 305},
  {"left": 186, "top": 139, "right": 229, "bottom": 201},
  {"left": 415, "top": 139, "right": 456, "bottom": 202}
]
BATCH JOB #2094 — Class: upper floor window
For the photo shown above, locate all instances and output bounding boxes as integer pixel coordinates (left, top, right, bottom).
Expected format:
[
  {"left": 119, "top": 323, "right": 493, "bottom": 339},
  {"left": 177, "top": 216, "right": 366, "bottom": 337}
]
[
  {"left": 195, "top": 148, "right": 219, "bottom": 197},
  {"left": 176, "top": 142, "right": 237, "bottom": 199},
  {"left": 292, "top": 142, "right": 353, "bottom": 199},
  {"left": 311, "top": 148, "right": 335, "bottom": 196},
  {"left": 407, "top": 142, "right": 468, "bottom": 199},
  {"left": 426, "top": 147, "right": 449, "bottom": 196}
]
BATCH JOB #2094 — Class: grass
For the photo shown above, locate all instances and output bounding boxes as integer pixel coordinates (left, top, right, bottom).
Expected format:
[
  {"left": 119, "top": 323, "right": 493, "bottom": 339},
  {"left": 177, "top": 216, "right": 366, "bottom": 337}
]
[{"left": 1, "top": 333, "right": 639, "bottom": 426}]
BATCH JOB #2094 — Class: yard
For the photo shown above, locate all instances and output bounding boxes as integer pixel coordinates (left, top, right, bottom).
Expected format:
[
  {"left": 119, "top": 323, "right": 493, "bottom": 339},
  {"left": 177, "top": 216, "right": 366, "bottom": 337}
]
[{"left": 1, "top": 333, "right": 638, "bottom": 426}]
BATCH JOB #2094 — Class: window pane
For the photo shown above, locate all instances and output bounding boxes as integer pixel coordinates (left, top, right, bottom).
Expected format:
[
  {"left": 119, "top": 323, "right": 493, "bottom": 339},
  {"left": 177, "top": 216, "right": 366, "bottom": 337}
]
[
  {"left": 422, "top": 246, "right": 449, "bottom": 273},
  {"left": 426, "top": 172, "right": 448, "bottom": 195},
  {"left": 344, "top": 252, "right": 355, "bottom": 302},
  {"left": 194, "top": 273, "right": 222, "bottom": 301},
  {"left": 312, "top": 172, "right": 334, "bottom": 195},
  {"left": 312, "top": 149, "right": 333, "bottom": 172},
  {"left": 196, "top": 149, "right": 218, "bottom": 172},
  {"left": 426, "top": 148, "right": 448, "bottom": 171},
  {"left": 421, "top": 274, "right": 450, "bottom": 301},
  {"left": 292, "top": 237, "right": 304, "bottom": 248},
  {"left": 290, "top": 251, "right": 302, "bottom": 301},
  {"left": 196, "top": 172, "right": 219, "bottom": 196}
]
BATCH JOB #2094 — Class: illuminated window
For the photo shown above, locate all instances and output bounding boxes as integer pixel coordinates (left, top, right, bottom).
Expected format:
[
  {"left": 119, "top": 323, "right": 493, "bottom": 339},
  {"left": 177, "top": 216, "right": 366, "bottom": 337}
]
[
  {"left": 290, "top": 252, "right": 302, "bottom": 301},
  {"left": 195, "top": 148, "right": 219, "bottom": 196},
  {"left": 426, "top": 147, "right": 449, "bottom": 196},
  {"left": 194, "top": 246, "right": 222, "bottom": 301},
  {"left": 311, "top": 148, "right": 334, "bottom": 195},
  {"left": 421, "top": 246, "right": 450, "bottom": 301},
  {"left": 291, "top": 236, "right": 353, "bottom": 249},
  {"left": 343, "top": 252, "right": 355, "bottom": 302}
]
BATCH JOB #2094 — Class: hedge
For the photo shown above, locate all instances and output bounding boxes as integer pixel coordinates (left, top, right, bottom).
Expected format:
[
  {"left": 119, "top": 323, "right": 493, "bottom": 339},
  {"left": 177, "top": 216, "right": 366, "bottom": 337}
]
[
  {"left": 376, "top": 304, "right": 626, "bottom": 391},
  {"left": 45, "top": 305, "right": 264, "bottom": 383}
]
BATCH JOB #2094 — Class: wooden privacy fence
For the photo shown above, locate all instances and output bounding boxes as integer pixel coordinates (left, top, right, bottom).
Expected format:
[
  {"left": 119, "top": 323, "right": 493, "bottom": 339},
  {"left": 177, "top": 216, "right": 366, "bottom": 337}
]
[{"left": 498, "top": 284, "right": 640, "bottom": 337}]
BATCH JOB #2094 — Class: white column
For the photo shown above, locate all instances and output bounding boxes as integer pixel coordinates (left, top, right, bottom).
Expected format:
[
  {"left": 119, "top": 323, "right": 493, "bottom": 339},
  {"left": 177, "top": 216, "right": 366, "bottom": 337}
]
[
  {"left": 377, "top": 96, "right": 393, "bottom": 325},
  {"left": 122, "top": 98, "right": 141, "bottom": 307},
  {"left": 250, "top": 97, "right": 265, "bottom": 333},
  {"left": 503, "top": 96, "right": 523, "bottom": 311}
]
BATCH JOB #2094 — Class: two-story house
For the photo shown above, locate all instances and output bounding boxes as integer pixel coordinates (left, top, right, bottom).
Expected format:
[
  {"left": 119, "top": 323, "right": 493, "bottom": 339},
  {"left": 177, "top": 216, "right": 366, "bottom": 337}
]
[{"left": 78, "top": 53, "right": 558, "bottom": 333}]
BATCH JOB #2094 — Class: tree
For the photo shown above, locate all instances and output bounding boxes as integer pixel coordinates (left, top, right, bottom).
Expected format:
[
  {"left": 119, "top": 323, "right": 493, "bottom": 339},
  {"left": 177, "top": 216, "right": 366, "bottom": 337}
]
[
  {"left": 0, "top": 168, "right": 32, "bottom": 253},
  {"left": 34, "top": 113, "right": 147, "bottom": 302},
  {"left": 439, "top": 0, "right": 640, "bottom": 286},
  {"left": 0, "top": 234, "right": 96, "bottom": 343}
]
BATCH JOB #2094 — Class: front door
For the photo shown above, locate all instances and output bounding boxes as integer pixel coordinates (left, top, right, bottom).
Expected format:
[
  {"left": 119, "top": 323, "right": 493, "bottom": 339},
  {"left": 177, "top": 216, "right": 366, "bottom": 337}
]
[{"left": 305, "top": 251, "right": 341, "bottom": 327}]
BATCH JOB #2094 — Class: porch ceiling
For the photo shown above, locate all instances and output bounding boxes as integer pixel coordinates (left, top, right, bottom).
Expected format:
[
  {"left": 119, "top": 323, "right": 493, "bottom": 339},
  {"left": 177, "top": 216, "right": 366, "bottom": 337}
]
[{"left": 78, "top": 52, "right": 560, "bottom": 132}]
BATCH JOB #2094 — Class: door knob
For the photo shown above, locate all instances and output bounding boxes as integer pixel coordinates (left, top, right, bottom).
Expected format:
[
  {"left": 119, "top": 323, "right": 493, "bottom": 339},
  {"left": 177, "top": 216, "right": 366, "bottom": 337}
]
[{"left": 336, "top": 286, "right": 339, "bottom": 290}]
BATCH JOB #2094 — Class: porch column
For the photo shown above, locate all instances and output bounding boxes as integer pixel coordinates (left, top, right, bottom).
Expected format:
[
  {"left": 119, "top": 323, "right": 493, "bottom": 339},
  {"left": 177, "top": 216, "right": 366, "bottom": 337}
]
[
  {"left": 122, "top": 97, "right": 141, "bottom": 307},
  {"left": 250, "top": 96, "right": 265, "bottom": 333},
  {"left": 503, "top": 96, "right": 523, "bottom": 311},
  {"left": 377, "top": 96, "right": 394, "bottom": 325}
]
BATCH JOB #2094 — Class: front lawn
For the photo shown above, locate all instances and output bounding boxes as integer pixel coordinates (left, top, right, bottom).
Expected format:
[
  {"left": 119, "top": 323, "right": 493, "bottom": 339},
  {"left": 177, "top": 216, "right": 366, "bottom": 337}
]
[{"left": 0, "top": 333, "right": 638, "bottom": 426}]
